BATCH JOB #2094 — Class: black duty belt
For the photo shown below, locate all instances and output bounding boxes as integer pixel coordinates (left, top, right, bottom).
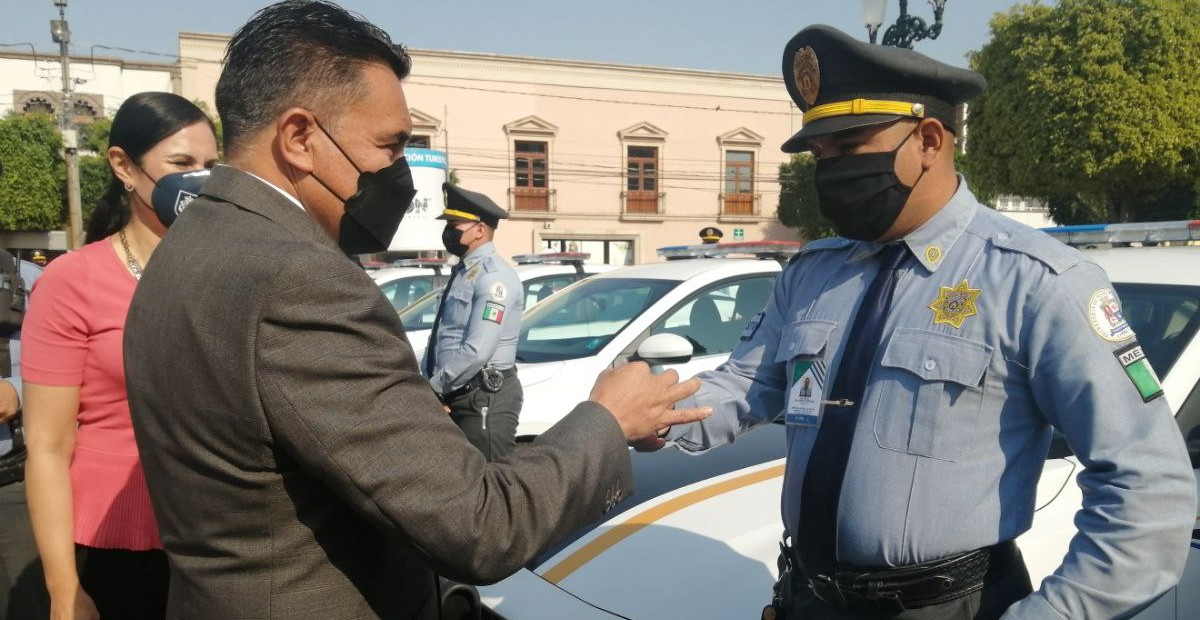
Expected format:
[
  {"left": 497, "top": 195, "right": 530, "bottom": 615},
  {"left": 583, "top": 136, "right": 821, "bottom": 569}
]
[
  {"left": 805, "top": 540, "right": 1019, "bottom": 615},
  {"left": 440, "top": 367, "right": 517, "bottom": 402}
]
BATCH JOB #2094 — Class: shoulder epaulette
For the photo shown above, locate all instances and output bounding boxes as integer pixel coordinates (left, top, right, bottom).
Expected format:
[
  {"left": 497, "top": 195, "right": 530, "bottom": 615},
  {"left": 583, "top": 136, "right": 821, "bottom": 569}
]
[
  {"left": 790, "top": 236, "right": 853, "bottom": 265},
  {"left": 990, "top": 227, "right": 1084, "bottom": 275}
]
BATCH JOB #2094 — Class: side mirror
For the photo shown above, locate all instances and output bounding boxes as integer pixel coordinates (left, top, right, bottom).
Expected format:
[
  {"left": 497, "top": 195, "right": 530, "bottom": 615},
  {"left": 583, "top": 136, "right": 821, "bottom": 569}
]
[{"left": 637, "top": 333, "right": 694, "bottom": 365}]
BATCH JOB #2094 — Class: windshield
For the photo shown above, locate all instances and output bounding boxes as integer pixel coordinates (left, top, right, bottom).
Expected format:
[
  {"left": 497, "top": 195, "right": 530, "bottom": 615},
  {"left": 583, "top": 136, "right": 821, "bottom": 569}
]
[
  {"left": 1113, "top": 282, "right": 1200, "bottom": 377},
  {"left": 397, "top": 290, "right": 441, "bottom": 331},
  {"left": 517, "top": 277, "right": 679, "bottom": 363}
]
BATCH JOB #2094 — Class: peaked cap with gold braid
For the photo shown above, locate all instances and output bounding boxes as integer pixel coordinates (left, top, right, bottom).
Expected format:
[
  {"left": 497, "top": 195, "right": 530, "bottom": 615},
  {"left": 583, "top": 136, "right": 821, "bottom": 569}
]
[
  {"left": 780, "top": 25, "right": 986, "bottom": 152},
  {"left": 438, "top": 182, "right": 510, "bottom": 228}
]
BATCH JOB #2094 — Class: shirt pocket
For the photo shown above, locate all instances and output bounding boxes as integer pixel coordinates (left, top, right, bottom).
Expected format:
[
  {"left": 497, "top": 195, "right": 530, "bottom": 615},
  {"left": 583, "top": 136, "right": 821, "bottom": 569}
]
[
  {"left": 443, "top": 285, "right": 474, "bottom": 325},
  {"left": 774, "top": 319, "right": 838, "bottom": 386},
  {"left": 872, "top": 327, "right": 992, "bottom": 461}
]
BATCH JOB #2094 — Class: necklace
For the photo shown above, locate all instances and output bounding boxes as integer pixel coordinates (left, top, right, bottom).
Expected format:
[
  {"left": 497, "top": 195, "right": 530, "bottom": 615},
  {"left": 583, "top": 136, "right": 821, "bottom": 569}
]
[{"left": 118, "top": 228, "right": 143, "bottom": 281}]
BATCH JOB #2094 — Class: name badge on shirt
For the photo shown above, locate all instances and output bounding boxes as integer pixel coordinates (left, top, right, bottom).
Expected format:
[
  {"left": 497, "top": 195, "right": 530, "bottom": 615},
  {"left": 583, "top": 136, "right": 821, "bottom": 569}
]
[{"left": 785, "top": 360, "right": 824, "bottom": 428}]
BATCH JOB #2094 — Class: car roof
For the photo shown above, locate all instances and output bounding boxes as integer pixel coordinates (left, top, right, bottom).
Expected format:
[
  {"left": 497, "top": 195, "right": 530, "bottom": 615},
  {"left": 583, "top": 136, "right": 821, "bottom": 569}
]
[
  {"left": 367, "top": 266, "right": 439, "bottom": 283},
  {"left": 513, "top": 262, "right": 617, "bottom": 279},
  {"left": 586, "top": 257, "right": 783, "bottom": 282},
  {"left": 1083, "top": 246, "right": 1200, "bottom": 286}
]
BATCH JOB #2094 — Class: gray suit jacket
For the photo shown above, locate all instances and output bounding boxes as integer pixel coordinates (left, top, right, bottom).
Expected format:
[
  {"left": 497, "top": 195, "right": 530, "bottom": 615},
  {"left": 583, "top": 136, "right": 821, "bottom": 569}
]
[{"left": 124, "top": 165, "right": 632, "bottom": 619}]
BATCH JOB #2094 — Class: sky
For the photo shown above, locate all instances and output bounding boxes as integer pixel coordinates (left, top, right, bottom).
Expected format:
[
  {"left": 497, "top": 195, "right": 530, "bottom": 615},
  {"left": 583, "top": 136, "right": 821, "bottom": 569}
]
[{"left": 3, "top": 1, "right": 1032, "bottom": 76}]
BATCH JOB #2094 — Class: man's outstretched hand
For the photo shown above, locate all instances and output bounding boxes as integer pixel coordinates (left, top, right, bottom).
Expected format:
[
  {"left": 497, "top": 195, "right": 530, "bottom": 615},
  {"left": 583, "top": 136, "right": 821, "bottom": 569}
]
[{"left": 588, "top": 362, "right": 709, "bottom": 451}]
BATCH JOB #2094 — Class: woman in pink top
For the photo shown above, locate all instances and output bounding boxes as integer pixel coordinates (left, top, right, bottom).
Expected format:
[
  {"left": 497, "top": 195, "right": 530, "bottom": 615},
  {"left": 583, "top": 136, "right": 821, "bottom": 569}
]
[{"left": 22, "top": 92, "right": 217, "bottom": 620}]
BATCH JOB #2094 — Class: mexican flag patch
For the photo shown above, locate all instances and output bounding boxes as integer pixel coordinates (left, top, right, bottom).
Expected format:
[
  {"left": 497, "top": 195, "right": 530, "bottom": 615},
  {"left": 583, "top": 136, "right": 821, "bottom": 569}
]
[
  {"left": 1114, "top": 342, "right": 1163, "bottom": 402},
  {"left": 482, "top": 301, "right": 505, "bottom": 323}
]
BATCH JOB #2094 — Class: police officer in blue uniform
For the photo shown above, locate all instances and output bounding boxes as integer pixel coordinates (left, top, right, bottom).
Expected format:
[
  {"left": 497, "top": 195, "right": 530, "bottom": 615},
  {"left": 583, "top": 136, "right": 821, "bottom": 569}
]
[
  {"left": 423, "top": 183, "right": 524, "bottom": 461},
  {"left": 662, "top": 25, "right": 1195, "bottom": 619}
]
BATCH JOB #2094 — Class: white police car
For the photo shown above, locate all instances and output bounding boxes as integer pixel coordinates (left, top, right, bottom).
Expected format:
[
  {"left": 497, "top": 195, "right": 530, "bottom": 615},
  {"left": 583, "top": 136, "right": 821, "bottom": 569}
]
[
  {"left": 401, "top": 253, "right": 616, "bottom": 357},
  {"left": 460, "top": 222, "right": 1200, "bottom": 620},
  {"left": 514, "top": 242, "right": 800, "bottom": 438},
  {"left": 369, "top": 258, "right": 450, "bottom": 312}
]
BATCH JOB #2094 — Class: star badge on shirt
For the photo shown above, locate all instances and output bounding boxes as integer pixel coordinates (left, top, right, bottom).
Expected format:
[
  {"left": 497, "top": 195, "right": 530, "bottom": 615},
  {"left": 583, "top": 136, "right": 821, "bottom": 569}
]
[{"left": 928, "top": 279, "right": 981, "bottom": 329}]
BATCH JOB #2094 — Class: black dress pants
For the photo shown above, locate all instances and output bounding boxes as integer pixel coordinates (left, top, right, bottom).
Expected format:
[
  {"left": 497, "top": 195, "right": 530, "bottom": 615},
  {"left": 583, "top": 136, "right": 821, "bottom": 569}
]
[
  {"left": 76, "top": 545, "right": 169, "bottom": 620},
  {"left": 447, "top": 378, "right": 523, "bottom": 462}
]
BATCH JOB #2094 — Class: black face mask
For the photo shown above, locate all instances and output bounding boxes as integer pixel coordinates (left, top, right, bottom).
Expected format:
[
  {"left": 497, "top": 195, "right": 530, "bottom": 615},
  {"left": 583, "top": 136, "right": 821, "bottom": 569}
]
[
  {"left": 312, "top": 121, "right": 418, "bottom": 255},
  {"left": 813, "top": 128, "right": 925, "bottom": 242},
  {"left": 441, "top": 224, "right": 470, "bottom": 258}
]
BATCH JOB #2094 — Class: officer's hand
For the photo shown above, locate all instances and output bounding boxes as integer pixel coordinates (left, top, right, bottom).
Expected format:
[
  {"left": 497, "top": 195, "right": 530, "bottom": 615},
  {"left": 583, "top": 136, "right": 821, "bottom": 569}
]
[
  {"left": 588, "top": 362, "right": 709, "bottom": 447},
  {"left": 0, "top": 381, "right": 18, "bottom": 424}
]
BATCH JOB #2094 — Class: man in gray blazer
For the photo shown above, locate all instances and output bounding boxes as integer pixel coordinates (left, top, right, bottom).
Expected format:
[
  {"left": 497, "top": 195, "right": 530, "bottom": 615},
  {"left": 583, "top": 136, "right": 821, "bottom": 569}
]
[{"left": 122, "top": 2, "right": 707, "bottom": 618}]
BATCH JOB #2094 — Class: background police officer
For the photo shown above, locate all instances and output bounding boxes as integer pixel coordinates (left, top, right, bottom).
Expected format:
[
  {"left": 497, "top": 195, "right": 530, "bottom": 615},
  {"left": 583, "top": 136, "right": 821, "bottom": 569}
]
[
  {"left": 423, "top": 183, "right": 524, "bottom": 460},
  {"left": 660, "top": 25, "right": 1195, "bottom": 620},
  {"left": 699, "top": 226, "right": 723, "bottom": 244}
]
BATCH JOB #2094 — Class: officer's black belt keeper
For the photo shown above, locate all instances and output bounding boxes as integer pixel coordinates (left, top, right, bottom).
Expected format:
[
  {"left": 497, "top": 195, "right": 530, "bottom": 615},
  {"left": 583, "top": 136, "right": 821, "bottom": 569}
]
[
  {"left": 439, "top": 367, "right": 517, "bottom": 402},
  {"left": 806, "top": 540, "right": 1018, "bottom": 614}
]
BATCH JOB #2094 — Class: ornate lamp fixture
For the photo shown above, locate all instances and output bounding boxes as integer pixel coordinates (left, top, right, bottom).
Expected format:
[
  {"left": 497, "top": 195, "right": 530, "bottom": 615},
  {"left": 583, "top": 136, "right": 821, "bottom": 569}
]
[{"left": 862, "top": 0, "right": 949, "bottom": 49}]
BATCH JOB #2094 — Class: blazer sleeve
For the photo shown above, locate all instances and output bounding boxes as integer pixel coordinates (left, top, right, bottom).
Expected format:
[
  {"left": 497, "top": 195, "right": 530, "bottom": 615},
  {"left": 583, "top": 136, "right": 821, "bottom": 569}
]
[{"left": 253, "top": 253, "right": 632, "bottom": 584}]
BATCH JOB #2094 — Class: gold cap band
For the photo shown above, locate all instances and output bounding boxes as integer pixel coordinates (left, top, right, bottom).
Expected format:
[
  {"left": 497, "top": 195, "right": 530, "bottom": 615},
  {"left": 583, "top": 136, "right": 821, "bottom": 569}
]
[
  {"left": 442, "top": 208, "right": 481, "bottom": 221},
  {"left": 803, "top": 98, "right": 927, "bottom": 125}
]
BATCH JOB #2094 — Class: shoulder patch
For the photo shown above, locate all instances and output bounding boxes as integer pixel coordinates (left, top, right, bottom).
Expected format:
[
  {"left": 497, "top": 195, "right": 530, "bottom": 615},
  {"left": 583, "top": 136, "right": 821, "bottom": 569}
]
[
  {"left": 1088, "top": 288, "right": 1135, "bottom": 342},
  {"left": 489, "top": 281, "right": 507, "bottom": 301},
  {"left": 482, "top": 300, "right": 505, "bottom": 324}
]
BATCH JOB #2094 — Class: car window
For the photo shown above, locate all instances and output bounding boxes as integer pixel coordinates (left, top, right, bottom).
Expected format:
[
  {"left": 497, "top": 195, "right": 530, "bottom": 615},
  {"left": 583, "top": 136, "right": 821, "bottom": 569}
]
[
  {"left": 397, "top": 290, "right": 441, "bottom": 330},
  {"left": 1114, "top": 282, "right": 1200, "bottom": 377},
  {"left": 523, "top": 274, "right": 579, "bottom": 309},
  {"left": 649, "top": 276, "right": 775, "bottom": 357},
  {"left": 517, "top": 277, "right": 679, "bottom": 363},
  {"left": 379, "top": 276, "right": 434, "bottom": 311}
]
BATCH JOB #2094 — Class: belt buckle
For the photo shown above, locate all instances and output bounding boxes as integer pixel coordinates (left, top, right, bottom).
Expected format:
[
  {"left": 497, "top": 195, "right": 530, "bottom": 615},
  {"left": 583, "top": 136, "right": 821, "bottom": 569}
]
[{"left": 809, "top": 574, "right": 847, "bottom": 608}]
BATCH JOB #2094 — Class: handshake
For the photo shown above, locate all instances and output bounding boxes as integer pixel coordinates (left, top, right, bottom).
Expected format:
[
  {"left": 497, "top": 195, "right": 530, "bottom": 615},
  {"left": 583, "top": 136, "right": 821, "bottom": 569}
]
[{"left": 587, "top": 362, "right": 711, "bottom": 452}]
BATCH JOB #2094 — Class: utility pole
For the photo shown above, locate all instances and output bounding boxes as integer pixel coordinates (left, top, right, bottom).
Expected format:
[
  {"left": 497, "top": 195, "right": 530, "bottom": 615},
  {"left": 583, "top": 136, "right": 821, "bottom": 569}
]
[{"left": 51, "top": 0, "right": 83, "bottom": 249}]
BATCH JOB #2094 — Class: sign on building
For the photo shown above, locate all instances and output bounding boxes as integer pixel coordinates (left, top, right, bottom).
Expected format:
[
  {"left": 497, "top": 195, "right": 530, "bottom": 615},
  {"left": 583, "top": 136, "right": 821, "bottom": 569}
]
[{"left": 390, "top": 148, "right": 447, "bottom": 251}]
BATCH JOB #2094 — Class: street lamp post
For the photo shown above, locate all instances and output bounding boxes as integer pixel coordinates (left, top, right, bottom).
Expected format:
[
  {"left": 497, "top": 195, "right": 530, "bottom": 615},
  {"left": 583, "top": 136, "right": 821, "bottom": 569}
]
[
  {"left": 51, "top": 0, "right": 83, "bottom": 250},
  {"left": 862, "top": 0, "right": 949, "bottom": 49}
]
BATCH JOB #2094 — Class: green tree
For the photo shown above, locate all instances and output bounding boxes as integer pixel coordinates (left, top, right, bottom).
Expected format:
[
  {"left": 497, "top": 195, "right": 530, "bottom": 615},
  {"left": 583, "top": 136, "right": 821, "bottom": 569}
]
[
  {"left": 78, "top": 117, "right": 112, "bottom": 154},
  {"left": 967, "top": 0, "right": 1200, "bottom": 223},
  {"left": 79, "top": 154, "right": 113, "bottom": 228},
  {"left": 776, "top": 153, "right": 834, "bottom": 241},
  {"left": 0, "top": 113, "right": 64, "bottom": 231}
]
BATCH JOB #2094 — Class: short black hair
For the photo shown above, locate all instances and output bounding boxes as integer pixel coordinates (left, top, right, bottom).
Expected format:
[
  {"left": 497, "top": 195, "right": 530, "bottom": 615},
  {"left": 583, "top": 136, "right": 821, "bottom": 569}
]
[
  {"left": 215, "top": 0, "right": 412, "bottom": 154},
  {"left": 86, "top": 92, "right": 213, "bottom": 243}
]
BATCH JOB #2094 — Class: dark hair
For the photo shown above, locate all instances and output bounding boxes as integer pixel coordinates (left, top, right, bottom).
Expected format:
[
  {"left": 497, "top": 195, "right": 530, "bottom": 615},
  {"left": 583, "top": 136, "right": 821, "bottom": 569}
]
[
  {"left": 85, "top": 92, "right": 213, "bottom": 243},
  {"left": 216, "top": 0, "right": 412, "bottom": 155}
]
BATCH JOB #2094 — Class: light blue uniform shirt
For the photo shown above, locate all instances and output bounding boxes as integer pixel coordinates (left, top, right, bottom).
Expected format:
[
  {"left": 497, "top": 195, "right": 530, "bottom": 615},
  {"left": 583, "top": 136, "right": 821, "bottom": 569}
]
[
  {"left": 669, "top": 179, "right": 1195, "bottom": 619},
  {"left": 424, "top": 242, "right": 523, "bottom": 395}
]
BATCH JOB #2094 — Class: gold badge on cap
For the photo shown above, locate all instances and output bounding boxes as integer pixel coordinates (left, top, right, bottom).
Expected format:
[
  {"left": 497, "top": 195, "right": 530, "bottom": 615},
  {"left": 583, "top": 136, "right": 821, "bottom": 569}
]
[
  {"left": 928, "top": 280, "right": 981, "bottom": 329},
  {"left": 793, "top": 46, "right": 820, "bottom": 107}
]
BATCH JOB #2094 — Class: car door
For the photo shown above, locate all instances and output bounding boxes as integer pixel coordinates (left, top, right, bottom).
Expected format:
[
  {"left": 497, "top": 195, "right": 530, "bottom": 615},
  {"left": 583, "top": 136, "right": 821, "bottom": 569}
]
[{"left": 618, "top": 275, "right": 776, "bottom": 378}]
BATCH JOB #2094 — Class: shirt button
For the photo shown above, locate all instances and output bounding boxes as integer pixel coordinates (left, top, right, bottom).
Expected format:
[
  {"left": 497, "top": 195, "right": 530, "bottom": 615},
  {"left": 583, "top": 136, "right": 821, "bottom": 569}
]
[
  {"left": 924, "top": 359, "right": 937, "bottom": 371},
  {"left": 789, "top": 342, "right": 797, "bottom": 352},
  {"left": 997, "top": 232, "right": 1010, "bottom": 241}
]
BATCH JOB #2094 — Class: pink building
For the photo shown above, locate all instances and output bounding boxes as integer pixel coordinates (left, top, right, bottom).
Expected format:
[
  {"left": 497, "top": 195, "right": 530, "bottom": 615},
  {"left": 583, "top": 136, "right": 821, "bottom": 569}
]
[{"left": 179, "top": 33, "right": 802, "bottom": 264}]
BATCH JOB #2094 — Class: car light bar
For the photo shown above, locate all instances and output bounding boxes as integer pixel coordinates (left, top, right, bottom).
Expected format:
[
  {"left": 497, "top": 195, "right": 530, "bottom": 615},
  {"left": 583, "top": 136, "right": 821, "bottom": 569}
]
[
  {"left": 1042, "top": 220, "right": 1200, "bottom": 246},
  {"left": 511, "top": 252, "right": 591, "bottom": 264},
  {"left": 656, "top": 241, "right": 802, "bottom": 260},
  {"left": 391, "top": 258, "right": 449, "bottom": 267}
]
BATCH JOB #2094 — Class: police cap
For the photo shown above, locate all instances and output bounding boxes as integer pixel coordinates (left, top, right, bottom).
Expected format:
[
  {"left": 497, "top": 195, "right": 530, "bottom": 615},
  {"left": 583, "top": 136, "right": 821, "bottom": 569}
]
[
  {"left": 437, "top": 183, "right": 510, "bottom": 228},
  {"left": 780, "top": 24, "right": 986, "bottom": 152},
  {"left": 699, "top": 227, "right": 724, "bottom": 243}
]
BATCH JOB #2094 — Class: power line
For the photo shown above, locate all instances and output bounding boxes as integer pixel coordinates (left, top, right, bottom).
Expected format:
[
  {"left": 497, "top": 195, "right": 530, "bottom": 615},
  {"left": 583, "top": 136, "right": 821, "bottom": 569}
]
[{"left": 406, "top": 80, "right": 794, "bottom": 116}]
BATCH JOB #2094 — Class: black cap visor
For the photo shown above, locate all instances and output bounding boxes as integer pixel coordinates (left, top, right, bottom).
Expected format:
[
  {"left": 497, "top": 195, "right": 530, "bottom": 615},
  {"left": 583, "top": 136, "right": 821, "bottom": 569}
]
[{"left": 781, "top": 113, "right": 906, "bottom": 153}]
